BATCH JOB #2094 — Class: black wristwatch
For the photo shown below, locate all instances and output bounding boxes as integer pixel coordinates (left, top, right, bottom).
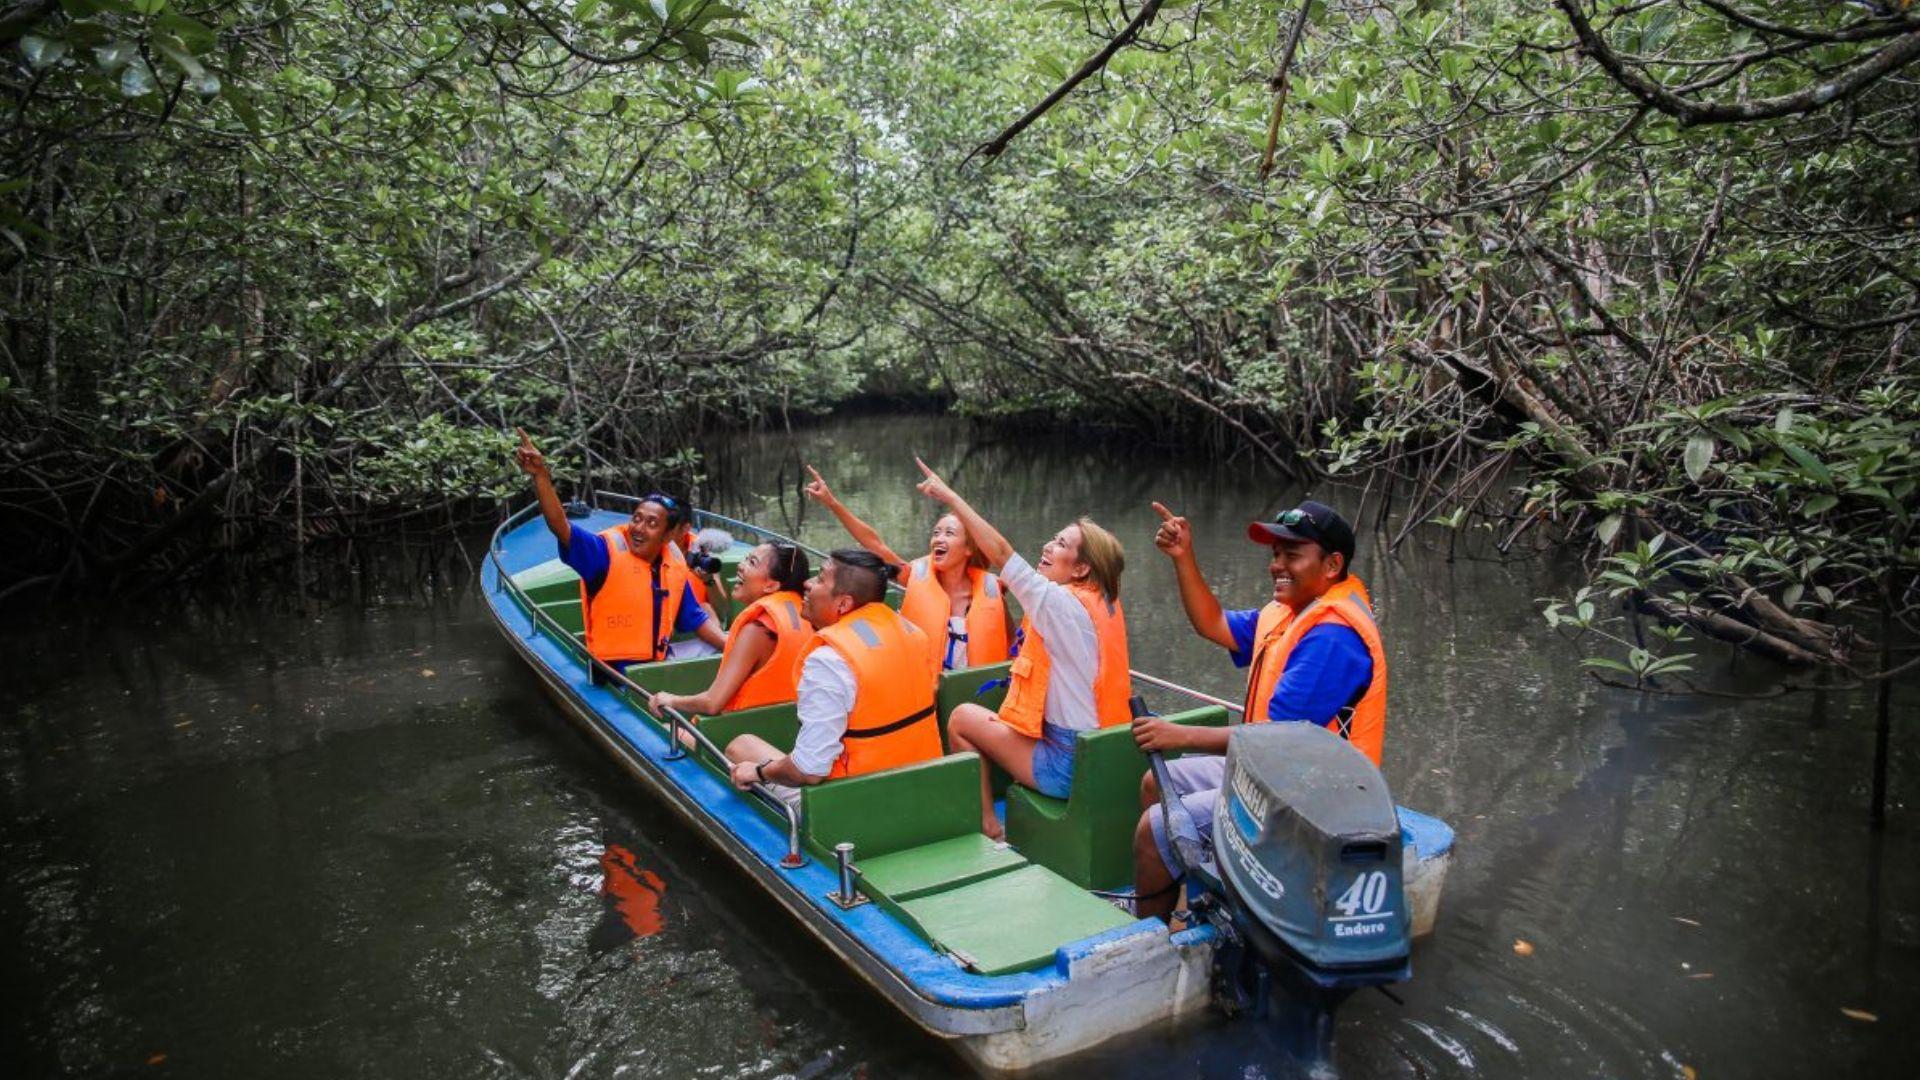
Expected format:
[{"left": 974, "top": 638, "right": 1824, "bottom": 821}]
[{"left": 754, "top": 759, "right": 773, "bottom": 783}]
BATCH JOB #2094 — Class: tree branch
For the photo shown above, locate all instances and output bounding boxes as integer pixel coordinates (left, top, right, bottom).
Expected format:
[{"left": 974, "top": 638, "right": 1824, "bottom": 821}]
[
  {"left": 1556, "top": 0, "right": 1920, "bottom": 126},
  {"left": 968, "top": 0, "right": 1166, "bottom": 163}
]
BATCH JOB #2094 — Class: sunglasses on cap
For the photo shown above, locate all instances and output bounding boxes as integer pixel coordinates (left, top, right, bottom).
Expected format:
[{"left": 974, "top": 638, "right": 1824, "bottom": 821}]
[{"left": 1274, "top": 507, "right": 1316, "bottom": 528}]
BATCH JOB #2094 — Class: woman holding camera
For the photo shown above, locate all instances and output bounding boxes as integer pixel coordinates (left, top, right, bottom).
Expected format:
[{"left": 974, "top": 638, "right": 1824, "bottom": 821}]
[{"left": 647, "top": 541, "right": 815, "bottom": 717}]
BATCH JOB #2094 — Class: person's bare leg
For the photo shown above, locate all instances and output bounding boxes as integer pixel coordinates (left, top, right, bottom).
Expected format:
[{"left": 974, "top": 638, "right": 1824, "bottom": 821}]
[
  {"left": 1139, "top": 769, "right": 1161, "bottom": 810},
  {"left": 1133, "top": 810, "right": 1179, "bottom": 921},
  {"left": 725, "top": 733, "right": 781, "bottom": 767},
  {"left": 947, "top": 704, "right": 1039, "bottom": 840}
]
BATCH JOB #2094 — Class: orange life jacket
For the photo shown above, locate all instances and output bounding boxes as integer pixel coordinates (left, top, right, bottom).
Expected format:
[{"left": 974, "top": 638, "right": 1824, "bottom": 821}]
[
  {"left": 581, "top": 526, "right": 689, "bottom": 664},
  {"left": 998, "top": 584, "right": 1131, "bottom": 739},
  {"left": 722, "top": 591, "right": 811, "bottom": 712},
  {"left": 795, "top": 603, "right": 942, "bottom": 779},
  {"left": 898, "top": 558, "right": 1011, "bottom": 669},
  {"left": 1241, "top": 577, "right": 1388, "bottom": 765}
]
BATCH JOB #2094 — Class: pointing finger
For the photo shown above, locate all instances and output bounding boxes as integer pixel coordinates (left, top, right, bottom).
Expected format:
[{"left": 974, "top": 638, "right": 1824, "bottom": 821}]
[
  {"left": 1151, "top": 501, "right": 1177, "bottom": 523},
  {"left": 915, "top": 456, "right": 935, "bottom": 478},
  {"left": 516, "top": 426, "right": 533, "bottom": 448}
]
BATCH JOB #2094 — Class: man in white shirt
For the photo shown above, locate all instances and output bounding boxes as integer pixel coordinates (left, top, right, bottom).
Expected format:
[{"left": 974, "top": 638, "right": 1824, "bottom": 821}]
[{"left": 721, "top": 549, "right": 903, "bottom": 806}]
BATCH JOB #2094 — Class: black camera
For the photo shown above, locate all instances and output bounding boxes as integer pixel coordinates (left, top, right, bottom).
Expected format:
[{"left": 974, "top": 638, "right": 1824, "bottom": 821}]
[{"left": 688, "top": 552, "right": 724, "bottom": 575}]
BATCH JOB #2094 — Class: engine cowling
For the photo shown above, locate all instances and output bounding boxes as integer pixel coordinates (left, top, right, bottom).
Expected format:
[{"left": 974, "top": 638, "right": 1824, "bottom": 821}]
[{"left": 1215, "top": 723, "right": 1411, "bottom": 980}]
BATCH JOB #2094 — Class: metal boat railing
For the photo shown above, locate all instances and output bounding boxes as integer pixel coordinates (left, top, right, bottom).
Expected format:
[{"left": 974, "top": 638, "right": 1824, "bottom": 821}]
[
  {"left": 489, "top": 500, "right": 807, "bottom": 869},
  {"left": 488, "top": 492, "right": 1249, "bottom": 866}
]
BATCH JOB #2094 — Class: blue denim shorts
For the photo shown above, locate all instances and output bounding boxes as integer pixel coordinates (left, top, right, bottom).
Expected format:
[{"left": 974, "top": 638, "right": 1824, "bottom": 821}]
[{"left": 1028, "top": 722, "right": 1077, "bottom": 799}]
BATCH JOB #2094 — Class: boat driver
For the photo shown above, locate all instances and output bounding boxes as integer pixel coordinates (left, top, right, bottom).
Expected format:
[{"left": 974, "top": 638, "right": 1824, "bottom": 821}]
[
  {"left": 722, "top": 549, "right": 942, "bottom": 806},
  {"left": 1129, "top": 500, "right": 1388, "bottom": 920},
  {"left": 514, "top": 430, "right": 724, "bottom": 670}
]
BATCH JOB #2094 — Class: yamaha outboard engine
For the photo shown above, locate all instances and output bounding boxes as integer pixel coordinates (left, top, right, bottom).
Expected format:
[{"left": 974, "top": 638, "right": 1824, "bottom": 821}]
[{"left": 1210, "top": 722, "right": 1410, "bottom": 1071}]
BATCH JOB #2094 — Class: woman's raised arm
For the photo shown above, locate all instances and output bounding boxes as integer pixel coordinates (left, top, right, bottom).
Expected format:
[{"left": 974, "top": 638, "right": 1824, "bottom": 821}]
[
  {"left": 804, "top": 464, "right": 908, "bottom": 573},
  {"left": 913, "top": 458, "right": 1014, "bottom": 570}
]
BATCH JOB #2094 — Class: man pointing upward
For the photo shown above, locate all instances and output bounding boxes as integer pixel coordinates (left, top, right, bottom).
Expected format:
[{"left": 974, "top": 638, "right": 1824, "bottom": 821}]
[{"left": 1130, "top": 499, "right": 1388, "bottom": 920}]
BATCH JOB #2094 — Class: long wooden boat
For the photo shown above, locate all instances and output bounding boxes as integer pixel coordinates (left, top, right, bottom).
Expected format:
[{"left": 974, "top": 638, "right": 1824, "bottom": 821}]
[{"left": 482, "top": 494, "right": 1453, "bottom": 1073}]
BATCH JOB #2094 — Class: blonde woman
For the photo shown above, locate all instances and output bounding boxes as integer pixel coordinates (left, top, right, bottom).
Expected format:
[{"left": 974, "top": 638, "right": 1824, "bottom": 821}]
[{"left": 911, "top": 458, "right": 1131, "bottom": 840}]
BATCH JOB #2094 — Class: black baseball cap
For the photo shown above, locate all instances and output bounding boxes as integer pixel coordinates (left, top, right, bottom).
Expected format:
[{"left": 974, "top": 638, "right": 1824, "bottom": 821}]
[{"left": 1247, "top": 500, "right": 1356, "bottom": 563}]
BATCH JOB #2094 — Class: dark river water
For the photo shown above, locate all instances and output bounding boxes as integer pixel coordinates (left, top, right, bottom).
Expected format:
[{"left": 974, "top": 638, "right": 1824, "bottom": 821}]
[{"left": 3, "top": 414, "right": 1914, "bottom": 1078}]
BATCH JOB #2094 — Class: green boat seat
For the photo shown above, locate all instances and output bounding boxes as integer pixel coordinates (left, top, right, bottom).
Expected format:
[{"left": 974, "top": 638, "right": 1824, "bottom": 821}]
[
  {"left": 536, "top": 598, "right": 585, "bottom": 637},
  {"left": 695, "top": 702, "right": 801, "bottom": 761},
  {"left": 802, "top": 752, "right": 983, "bottom": 860},
  {"left": 802, "top": 753, "right": 1033, "bottom": 924},
  {"left": 894, "top": 864, "right": 1135, "bottom": 976},
  {"left": 1004, "top": 705, "right": 1230, "bottom": 889},
  {"left": 512, "top": 558, "right": 581, "bottom": 604},
  {"left": 619, "top": 656, "right": 724, "bottom": 716},
  {"left": 936, "top": 661, "right": 1010, "bottom": 749},
  {"left": 855, "top": 833, "right": 1026, "bottom": 902}
]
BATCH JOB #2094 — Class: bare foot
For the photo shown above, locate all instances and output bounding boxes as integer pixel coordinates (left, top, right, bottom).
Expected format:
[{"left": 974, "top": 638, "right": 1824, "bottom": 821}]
[{"left": 982, "top": 816, "right": 1005, "bottom": 842}]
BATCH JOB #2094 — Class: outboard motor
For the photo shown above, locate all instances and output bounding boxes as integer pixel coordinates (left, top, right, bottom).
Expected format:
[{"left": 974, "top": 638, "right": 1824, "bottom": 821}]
[{"left": 1209, "top": 722, "right": 1410, "bottom": 1071}]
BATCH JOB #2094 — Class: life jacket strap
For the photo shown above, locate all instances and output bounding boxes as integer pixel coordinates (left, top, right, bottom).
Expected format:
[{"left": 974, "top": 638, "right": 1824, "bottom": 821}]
[{"left": 843, "top": 702, "right": 936, "bottom": 739}]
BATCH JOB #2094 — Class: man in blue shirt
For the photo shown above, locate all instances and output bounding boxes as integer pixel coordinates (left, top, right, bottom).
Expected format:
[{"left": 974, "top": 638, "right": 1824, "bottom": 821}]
[
  {"left": 515, "top": 430, "right": 722, "bottom": 668},
  {"left": 1129, "top": 499, "right": 1375, "bottom": 920}
]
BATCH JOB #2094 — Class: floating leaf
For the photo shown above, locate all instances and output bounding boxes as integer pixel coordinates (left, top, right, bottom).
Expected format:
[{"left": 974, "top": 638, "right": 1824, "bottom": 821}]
[
  {"left": 21, "top": 35, "right": 68, "bottom": 68},
  {"left": 120, "top": 57, "right": 156, "bottom": 97},
  {"left": 1683, "top": 434, "right": 1714, "bottom": 481},
  {"left": 94, "top": 40, "right": 136, "bottom": 74},
  {"left": 1512, "top": 938, "right": 1535, "bottom": 956},
  {"left": 1596, "top": 513, "right": 1623, "bottom": 545},
  {"left": 1840, "top": 1007, "right": 1878, "bottom": 1022}
]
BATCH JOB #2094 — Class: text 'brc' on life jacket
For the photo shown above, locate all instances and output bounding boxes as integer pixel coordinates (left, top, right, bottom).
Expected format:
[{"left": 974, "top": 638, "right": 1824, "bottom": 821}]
[
  {"left": 582, "top": 525, "right": 689, "bottom": 664},
  {"left": 794, "top": 603, "right": 942, "bottom": 779},
  {"left": 998, "top": 583, "right": 1131, "bottom": 739},
  {"left": 1241, "top": 576, "right": 1388, "bottom": 765},
  {"left": 722, "top": 590, "right": 812, "bottom": 712},
  {"left": 899, "top": 557, "right": 1011, "bottom": 669}
]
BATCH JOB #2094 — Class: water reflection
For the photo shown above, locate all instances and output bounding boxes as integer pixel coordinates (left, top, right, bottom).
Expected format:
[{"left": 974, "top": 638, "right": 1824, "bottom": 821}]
[{"left": 0, "top": 413, "right": 1912, "bottom": 1079}]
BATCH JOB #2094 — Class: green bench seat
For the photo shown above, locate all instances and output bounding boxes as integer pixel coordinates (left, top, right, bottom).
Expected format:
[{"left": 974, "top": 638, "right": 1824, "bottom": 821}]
[
  {"left": 856, "top": 833, "right": 1026, "bottom": 902},
  {"left": 895, "top": 865, "right": 1134, "bottom": 976},
  {"left": 935, "top": 660, "right": 1010, "bottom": 746},
  {"left": 800, "top": 752, "right": 1132, "bottom": 975},
  {"left": 1005, "top": 705, "right": 1231, "bottom": 890}
]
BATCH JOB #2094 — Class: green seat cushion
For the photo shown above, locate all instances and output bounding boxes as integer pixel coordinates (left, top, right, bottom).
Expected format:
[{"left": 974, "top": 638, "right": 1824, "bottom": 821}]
[
  {"left": 696, "top": 703, "right": 801, "bottom": 762},
  {"left": 936, "top": 661, "right": 1011, "bottom": 746},
  {"left": 619, "top": 656, "right": 724, "bottom": 712},
  {"left": 513, "top": 558, "right": 581, "bottom": 604},
  {"left": 802, "top": 753, "right": 980, "bottom": 860},
  {"left": 896, "top": 864, "right": 1135, "bottom": 976},
  {"left": 856, "top": 833, "right": 1026, "bottom": 903},
  {"left": 1006, "top": 705, "right": 1230, "bottom": 889},
  {"left": 535, "top": 598, "right": 585, "bottom": 635}
]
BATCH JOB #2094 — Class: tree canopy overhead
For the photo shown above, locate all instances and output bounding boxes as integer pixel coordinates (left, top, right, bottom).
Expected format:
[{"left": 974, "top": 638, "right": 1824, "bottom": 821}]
[{"left": 2, "top": 1, "right": 1915, "bottom": 694}]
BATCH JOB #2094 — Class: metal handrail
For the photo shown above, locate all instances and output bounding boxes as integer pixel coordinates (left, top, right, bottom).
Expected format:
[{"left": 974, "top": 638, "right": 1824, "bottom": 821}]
[{"left": 488, "top": 502, "right": 807, "bottom": 869}]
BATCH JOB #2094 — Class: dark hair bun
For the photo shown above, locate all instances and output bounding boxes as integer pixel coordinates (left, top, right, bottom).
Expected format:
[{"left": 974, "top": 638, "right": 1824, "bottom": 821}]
[{"left": 880, "top": 562, "right": 901, "bottom": 582}]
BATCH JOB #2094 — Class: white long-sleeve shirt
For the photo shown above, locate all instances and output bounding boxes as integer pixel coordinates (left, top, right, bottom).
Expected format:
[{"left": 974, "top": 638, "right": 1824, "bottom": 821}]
[
  {"left": 999, "top": 552, "right": 1102, "bottom": 731},
  {"left": 788, "top": 647, "right": 857, "bottom": 778}
]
